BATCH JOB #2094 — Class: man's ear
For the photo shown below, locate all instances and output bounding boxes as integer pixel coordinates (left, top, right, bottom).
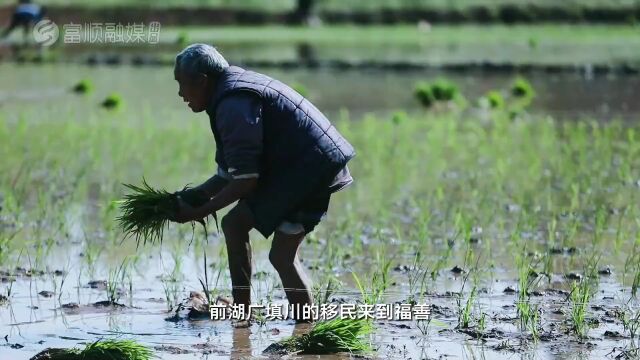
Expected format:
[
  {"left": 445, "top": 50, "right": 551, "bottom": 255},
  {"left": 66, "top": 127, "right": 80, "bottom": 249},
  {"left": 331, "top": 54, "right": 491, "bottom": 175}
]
[{"left": 197, "top": 73, "right": 208, "bottom": 86}]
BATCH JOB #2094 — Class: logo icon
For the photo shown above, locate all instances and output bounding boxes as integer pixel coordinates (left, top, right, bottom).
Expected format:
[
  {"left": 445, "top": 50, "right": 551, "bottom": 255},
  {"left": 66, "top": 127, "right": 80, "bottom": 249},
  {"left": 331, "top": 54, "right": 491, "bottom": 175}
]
[{"left": 33, "top": 19, "right": 59, "bottom": 46}]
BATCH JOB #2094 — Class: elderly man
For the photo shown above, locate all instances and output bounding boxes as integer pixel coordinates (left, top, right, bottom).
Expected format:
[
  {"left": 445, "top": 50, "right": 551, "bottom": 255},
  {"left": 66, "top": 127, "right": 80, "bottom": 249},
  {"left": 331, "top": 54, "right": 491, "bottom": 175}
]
[{"left": 171, "top": 44, "right": 355, "bottom": 321}]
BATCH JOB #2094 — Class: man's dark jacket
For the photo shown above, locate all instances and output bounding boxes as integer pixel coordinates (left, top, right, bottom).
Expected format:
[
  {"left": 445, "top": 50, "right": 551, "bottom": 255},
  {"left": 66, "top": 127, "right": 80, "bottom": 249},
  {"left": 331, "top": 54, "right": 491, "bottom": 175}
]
[{"left": 206, "top": 66, "right": 355, "bottom": 237}]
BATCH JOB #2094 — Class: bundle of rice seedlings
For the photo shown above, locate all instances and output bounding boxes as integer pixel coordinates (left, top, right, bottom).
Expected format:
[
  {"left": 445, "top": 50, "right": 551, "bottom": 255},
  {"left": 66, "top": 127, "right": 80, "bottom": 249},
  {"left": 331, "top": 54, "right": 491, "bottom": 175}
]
[
  {"left": 30, "top": 339, "right": 154, "bottom": 360},
  {"left": 72, "top": 79, "right": 93, "bottom": 94},
  {"left": 263, "top": 318, "right": 373, "bottom": 355},
  {"left": 414, "top": 82, "right": 435, "bottom": 108},
  {"left": 102, "top": 93, "right": 124, "bottom": 109},
  {"left": 116, "top": 179, "right": 210, "bottom": 246},
  {"left": 511, "top": 76, "right": 535, "bottom": 99}
]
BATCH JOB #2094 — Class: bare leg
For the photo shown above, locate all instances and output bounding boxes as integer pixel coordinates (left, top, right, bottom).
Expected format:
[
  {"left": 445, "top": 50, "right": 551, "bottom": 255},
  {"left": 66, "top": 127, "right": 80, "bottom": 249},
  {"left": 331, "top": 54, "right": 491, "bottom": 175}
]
[
  {"left": 221, "top": 203, "right": 254, "bottom": 309},
  {"left": 269, "top": 230, "right": 313, "bottom": 320}
]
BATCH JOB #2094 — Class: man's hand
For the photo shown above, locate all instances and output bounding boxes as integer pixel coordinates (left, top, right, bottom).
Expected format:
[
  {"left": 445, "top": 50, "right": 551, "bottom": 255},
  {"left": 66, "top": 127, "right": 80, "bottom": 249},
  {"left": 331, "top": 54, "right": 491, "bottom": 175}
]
[
  {"left": 170, "top": 178, "right": 257, "bottom": 224},
  {"left": 170, "top": 195, "right": 204, "bottom": 224}
]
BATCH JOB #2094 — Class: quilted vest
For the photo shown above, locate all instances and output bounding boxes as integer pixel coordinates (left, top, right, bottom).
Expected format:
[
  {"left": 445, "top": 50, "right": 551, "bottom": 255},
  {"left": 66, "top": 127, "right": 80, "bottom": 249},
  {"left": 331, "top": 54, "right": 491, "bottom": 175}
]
[{"left": 206, "top": 66, "right": 356, "bottom": 185}]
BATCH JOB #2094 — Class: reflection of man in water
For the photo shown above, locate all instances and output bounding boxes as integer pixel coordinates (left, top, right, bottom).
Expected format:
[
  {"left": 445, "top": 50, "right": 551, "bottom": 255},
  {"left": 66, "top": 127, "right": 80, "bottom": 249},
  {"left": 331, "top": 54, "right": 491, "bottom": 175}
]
[{"left": 1, "top": 0, "right": 45, "bottom": 42}]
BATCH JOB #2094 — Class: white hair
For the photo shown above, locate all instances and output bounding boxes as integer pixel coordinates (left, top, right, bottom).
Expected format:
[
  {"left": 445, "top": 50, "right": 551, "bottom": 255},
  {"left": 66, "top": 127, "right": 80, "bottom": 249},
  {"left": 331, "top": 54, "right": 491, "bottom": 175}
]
[{"left": 175, "top": 44, "right": 229, "bottom": 79}]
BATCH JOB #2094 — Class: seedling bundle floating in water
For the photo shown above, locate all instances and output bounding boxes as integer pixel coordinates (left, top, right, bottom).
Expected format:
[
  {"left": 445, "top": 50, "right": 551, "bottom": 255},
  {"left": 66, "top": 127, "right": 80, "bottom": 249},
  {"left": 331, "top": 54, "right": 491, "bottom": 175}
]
[
  {"left": 116, "top": 179, "right": 211, "bottom": 246},
  {"left": 263, "top": 318, "right": 373, "bottom": 355},
  {"left": 30, "top": 339, "right": 153, "bottom": 360}
]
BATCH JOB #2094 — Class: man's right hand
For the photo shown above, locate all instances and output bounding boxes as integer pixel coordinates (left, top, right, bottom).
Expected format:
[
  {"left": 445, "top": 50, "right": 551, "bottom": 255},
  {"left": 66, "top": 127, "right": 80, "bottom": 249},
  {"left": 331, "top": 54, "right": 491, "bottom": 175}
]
[{"left": 177, "top": 187, "right": 209, "bottom": 208}]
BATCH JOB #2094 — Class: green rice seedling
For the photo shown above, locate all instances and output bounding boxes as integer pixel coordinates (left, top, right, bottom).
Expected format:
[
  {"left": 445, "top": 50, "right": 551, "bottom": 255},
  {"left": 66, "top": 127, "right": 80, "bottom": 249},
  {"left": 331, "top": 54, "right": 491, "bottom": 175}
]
[
  {"left": 515, "top": 251, "right": 542, "bottom": 339},
  {"left": 72, "top": 79, "right": 93, "bottom": 94},
  {"left": 430, "top": 239, "right": 453, "bottom": 280},
  {"left": 430, "top": 78, "right": 459, "bottom": 102},
  {"left": 416, "top": 316, "right": 432, "bottom": 337},
  {"left": 161, "top": 242, "right": 184, "bottom": 307},
  {"left": 264, "top": 318, "right": 373, "bottom": 355},
  {"left": 1, "top": 277, "right": 14, "bottom": 302},
  {"left": 479, "top": 90, "right": 505, "bottom": 109},
  {"left": 161, "top": 277, "right": 180, "bottom": 311},
  {"left": 101, "top": 93, "right": 124, "bottom": 110},
  {"left": 414, "top": 79, "right": 462, "bottom": 108},
  {"left": 616, "top": 307, "right": 640, "bottom": 339},
  {"left": 569, "top": 279, "right": 592, "bottom": 339},
  {"left": 407, "top": 252, "right": 429, "bottom": 305},
  {"left": 457, "top": 285, "right": 477, "bottom": 329},
  {"left": 414, "top": 82, "right": 435, "bottom": 108},
  {"left": 623, "top": 243, "right": 640, "bottom": 291},
  {"left": 569, "top": 253, "right": 600, "bottom": 338},
  {"left": 477, "top": 312, "right": 487, "bottom": 335},
  {"left": 592, "top": 206, "right": 608, "bottom": 247},
  {"left": 106, "top": 259, "right": 130, "bottom": 305},
  {"left": 0, "top": 230, "right": 18, "bottom": 268},
  {"left": 312, "top": 275, "right": 341, "bottom": 305},
  {"left": 352, "top": 253, "right": 391, "bottom": 305},
  {"left": 632, "top": 267, "right": 640, "bottom": 298},
  {"left": 116, "top": 179, "right": 210, "bottom": 246},
  {"left": 542, "top": 218, "right": 557, "bottom": 279},
  {"left": 30, "top": 339, "right": 154, "bottom": 360},
  {"left": 82, "top": 232, "right": 101, "bottom": 280},
  {"left": 50, "top": 262, "right": 70, "bottom": 303},
  {"left": 511, "top": 76, "right": 535, "bottom": 99}
]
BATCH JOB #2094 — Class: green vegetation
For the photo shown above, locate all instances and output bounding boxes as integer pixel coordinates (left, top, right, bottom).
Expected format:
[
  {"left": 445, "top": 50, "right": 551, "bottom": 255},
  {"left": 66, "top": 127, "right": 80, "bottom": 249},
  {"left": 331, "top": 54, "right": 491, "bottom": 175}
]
[
  {"left": 156, "top": 25, "right": 640, "bottom": 67},
  {"left": 265, "top": 318, "right": 372, "bottom": 355},
  {"left": 101, "top": 93, "right": 124, "bottom": 110},
  {"left": 32, "top": 0, "right": 639, "bottom": 23},
  {"left": 72, "top": 79, "right": 93, "bottom": 94},
  {"left": 2, "top": 73, "right": 640, "bottom": 356},
  {"left": 431, "top": 79, "right": 460, "bottom": 102},
  {"left": 511, "top": 77, "right": 535, "bottom": 99},
  {"left": 116, "top": 180, "right": 180, "bottom": 246},
  {"left": 415, "top": 79, "right": 463, "bottom": 108},
  {"left": 516, "top": 252, "right": 541, "bottom": 340},
  {"left": 482, "top": 90, "right": 505, "bottom": 109},
  {"left": 569, "top": 279, "right": 592, "bottom": 338},
  {"left": 30, "top": 339, "right": 153, "bottom": 360}
]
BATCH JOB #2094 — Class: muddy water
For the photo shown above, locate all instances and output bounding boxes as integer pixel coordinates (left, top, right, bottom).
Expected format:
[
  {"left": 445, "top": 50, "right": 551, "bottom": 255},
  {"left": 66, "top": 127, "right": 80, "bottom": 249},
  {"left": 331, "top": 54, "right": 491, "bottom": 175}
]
[
  {"left": 1, "top": 62, "right": 639, "bottom": 359},
  {"left": 0, "top": 63, "right": 638, "bottom": 123},
  {"left": 0, "top": 223, "right": 637, "bottom": 359}
]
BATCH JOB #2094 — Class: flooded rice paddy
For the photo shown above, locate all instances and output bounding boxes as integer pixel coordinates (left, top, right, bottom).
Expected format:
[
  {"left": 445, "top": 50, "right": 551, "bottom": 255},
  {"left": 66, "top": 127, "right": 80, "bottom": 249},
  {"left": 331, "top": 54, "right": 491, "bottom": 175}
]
[{"left": 0, "top": 62, "right": 639, "bottom": 359}]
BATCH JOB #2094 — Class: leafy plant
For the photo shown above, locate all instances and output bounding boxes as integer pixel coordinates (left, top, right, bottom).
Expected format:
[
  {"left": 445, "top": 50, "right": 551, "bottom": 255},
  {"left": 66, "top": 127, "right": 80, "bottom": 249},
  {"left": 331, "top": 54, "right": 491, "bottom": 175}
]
[
  {"left": 414, "top": 82, "right": 435, "bottom": 108},
  {"left": 569, "top": 279, "right": 592, "bottom": 338},
  {"left": 511, "top": 77, "right": 535, "bottom": 99},
  {"left": 116, "top": 179, "right": 210, "bottom": 246},
  {"left": 30, "top": 339, "right": 154, "bottom": 360},
  {"left": 264, "top": 318, "right": 372, "bottom": 355},
  {"left": 72, "top": 79, "right": 93, "bottom": 94},
  {"left": 102, "top": 93, "right": 124, "bottom": 110}
]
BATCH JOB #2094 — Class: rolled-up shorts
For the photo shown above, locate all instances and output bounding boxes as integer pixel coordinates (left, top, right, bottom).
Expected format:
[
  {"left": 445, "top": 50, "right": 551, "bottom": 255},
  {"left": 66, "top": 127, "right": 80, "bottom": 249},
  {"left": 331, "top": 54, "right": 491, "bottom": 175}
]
[{"left": 276, "top": 191, "right": 331, "bottom": 235}]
